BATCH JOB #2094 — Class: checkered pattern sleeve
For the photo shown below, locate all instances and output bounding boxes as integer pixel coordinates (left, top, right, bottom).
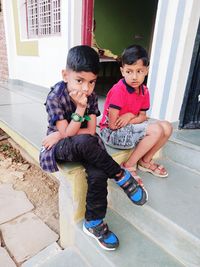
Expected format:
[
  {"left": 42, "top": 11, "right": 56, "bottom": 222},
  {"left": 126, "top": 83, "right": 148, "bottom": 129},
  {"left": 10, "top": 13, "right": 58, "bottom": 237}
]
[
  {"left": 46, "top": 95, "right": 65, "bottom": 126},
  {"left": 88, "top": 93, "right": 101, "bottom": 116}
]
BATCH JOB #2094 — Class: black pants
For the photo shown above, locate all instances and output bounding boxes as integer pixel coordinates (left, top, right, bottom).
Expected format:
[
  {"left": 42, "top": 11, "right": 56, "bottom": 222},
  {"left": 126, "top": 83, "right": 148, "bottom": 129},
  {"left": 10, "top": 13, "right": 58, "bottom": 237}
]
[{"left": 54, "top": 134, "right": 121, "bottom": 220}]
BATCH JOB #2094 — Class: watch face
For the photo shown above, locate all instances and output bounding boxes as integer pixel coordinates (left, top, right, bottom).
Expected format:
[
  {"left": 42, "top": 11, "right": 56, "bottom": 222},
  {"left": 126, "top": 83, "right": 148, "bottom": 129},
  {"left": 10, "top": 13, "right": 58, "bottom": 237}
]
[
  {"left": 73, "top": 114, "right": 80, "bottom": 121},
  {"left": 71, "top": 113, "right": 83, "bottom": 122}
]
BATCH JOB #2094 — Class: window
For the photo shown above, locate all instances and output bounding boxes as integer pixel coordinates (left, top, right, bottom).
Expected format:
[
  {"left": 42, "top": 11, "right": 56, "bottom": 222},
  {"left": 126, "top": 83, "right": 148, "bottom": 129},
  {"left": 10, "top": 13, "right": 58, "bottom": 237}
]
[{"left": 26, "top": 0, "right": 61, "bottom": 38}]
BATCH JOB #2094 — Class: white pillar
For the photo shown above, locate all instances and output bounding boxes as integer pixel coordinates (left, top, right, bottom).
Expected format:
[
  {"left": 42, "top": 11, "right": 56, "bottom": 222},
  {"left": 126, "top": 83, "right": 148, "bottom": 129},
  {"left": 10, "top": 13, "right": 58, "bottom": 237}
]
[
  {"left": 69, "top": 0, "right": 83, "bottom": 47},
  {"left": 148, "top": 0, "right": 200, "bottom": 122},
  {"left": 166, "top": 0, "right": 200, "bottom": 122}
]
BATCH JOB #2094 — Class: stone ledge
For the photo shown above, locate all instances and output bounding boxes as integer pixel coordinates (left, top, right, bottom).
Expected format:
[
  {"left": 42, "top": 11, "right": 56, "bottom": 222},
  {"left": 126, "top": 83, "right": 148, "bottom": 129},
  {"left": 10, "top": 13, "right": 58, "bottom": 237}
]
[
  {"left": 57, "top": 148, "right": 132, "bottom": 222},
  {"left": 0, "top": 120, "right": 132, "bottom": 248}
]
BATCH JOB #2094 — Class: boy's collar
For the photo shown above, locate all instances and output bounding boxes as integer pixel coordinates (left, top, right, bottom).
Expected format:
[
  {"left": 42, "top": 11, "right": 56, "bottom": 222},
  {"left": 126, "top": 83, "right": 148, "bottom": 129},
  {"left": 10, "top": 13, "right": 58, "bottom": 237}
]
[{"left": 122, "top": 79, "right": 144, "bottom": 95}]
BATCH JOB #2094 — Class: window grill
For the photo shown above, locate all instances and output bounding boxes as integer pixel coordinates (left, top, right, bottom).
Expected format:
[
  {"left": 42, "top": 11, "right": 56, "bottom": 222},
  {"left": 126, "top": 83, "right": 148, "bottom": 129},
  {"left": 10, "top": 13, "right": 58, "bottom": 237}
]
[{"left": 26, "top": 0, "right": 61, "bottom": 38}]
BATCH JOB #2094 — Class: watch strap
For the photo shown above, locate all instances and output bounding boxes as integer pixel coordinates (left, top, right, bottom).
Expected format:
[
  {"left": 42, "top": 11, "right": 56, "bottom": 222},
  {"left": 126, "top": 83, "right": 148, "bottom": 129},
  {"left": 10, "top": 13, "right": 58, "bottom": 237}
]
[{"left": 71, "top": 113, "right": 91, "bottom": 122}]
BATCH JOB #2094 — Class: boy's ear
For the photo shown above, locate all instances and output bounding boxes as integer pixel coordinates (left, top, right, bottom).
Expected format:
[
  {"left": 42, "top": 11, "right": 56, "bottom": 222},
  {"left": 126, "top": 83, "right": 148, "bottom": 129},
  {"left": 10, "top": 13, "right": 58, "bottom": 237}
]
[
  {"left": 120, "top": 67, "right": 125, "bottom": 77},
  {"left": 62, "top": 69, "right": 68, "bottom": 82},
  {"left": 145, "top": 66, "right": 149, "bottom": 75}
]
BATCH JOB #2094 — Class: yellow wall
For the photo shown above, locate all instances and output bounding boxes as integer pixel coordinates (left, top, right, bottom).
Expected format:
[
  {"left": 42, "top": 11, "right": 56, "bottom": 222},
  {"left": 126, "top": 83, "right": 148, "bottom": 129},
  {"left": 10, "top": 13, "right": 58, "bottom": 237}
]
[{"left": 12, "top": 0, "right": 39, "bottom": 56}]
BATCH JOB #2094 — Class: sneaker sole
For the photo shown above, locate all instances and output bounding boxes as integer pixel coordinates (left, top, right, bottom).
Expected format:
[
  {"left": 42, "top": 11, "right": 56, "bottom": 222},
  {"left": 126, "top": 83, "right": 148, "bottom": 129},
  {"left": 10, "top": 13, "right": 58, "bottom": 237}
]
[
  {"left": 132, "top": 185, "right": 148, "bottom": 205},
  {"left": 82, "top": 224, "right": 117, "bottom": 251},
  {"left": 142, "top": 186, "right": 148, "bottom": 202}
]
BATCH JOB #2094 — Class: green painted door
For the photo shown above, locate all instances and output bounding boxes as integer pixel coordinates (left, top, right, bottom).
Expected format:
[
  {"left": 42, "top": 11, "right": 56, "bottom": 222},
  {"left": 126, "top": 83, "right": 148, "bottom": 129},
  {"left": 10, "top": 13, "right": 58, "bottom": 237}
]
[{"left": 94, "top": 0, "right": 158, "bottom": 57}]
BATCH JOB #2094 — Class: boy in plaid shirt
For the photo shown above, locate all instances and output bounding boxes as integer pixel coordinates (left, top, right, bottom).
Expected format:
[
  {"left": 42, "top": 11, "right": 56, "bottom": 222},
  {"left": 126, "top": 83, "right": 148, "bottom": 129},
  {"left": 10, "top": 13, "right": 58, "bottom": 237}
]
[{"left": 40, "top": 45, "right": 147, "bottom": 250}]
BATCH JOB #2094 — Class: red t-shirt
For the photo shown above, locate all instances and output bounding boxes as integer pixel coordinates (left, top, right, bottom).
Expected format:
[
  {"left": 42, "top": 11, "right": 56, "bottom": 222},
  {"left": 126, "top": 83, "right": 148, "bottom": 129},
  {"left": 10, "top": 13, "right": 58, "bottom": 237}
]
[{"left": 99, "top": 79, "right": 150, "bottom": 129}]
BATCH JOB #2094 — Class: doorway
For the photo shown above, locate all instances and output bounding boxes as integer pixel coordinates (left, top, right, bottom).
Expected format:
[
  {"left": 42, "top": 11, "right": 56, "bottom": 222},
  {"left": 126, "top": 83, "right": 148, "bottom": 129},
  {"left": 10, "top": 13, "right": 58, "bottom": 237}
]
[
  {"left": 82, "top": 0, "right": 158, "bottom": 96},
  {"left": 179, "top": 21, "right": 200, "bottom": 129}
]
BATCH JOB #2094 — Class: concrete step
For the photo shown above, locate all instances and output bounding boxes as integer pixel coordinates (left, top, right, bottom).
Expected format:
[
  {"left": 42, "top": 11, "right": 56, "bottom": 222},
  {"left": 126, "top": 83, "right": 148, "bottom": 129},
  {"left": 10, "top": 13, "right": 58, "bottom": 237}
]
[
  {"left": 74, "top": 209, "right": 184, "bottom": 267},
  {"left": 39, "top": 247, "right": 91, "bottom": 267},
  {"left": 163, "top": 129, "right": 200, "bottom": 173},
  {"left": 108, "top": 159, "right": 200, "bottom": 267},
  {"left": 21, "top": 242, "right": 90, "bottom": 267},
  {"left": 1, "top": 80, "right": 49, "bottom": 104},
  {"left": 21, "top": 243, "right": 62, "bottom": 267}
]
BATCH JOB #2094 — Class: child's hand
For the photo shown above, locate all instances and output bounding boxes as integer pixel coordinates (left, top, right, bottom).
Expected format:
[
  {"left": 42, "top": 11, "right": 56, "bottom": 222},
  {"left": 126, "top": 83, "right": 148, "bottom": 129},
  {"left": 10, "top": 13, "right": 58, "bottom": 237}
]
[
  {"left": 69, "top": 90, "right": 87, "bottom": 108},
  {"left": 42, "top": 131, "right": 62, "bottom": 150},
  {"left": 115, "top": 113, "right": 135, "bottom": 128}
]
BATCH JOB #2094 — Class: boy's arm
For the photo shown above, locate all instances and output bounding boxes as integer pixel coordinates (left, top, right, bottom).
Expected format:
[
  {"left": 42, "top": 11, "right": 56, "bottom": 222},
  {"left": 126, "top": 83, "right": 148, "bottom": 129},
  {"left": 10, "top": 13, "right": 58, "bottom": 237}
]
[
  {"left": 42, "top": 114, "right": 77, "bottom": 151},
  {"left": 43, "top": 90, "right": 97, "bottom": 149},
  {"left": 55, "top": 90, "right": 89, "bottom": 138},
  {"left": 43, "top": 111, "right": 96, "bottom": 150},
  {"left": 56, "top": 89, "right": 97, "bottom": 136},
  {"left": 56, "top": 105, "right": 85, "bottom": 137},
  {"left": 77, "top": 114, "right": 97, "bottom": 135},
  {"left": 57, "top": 113, "right": 97, "bottom": 137},
  {"left": 42, "top": 107, "right": 85, "bottom": 150},
  {"left": 115, "top": 112, "right": 137, "bottom": 128},
  {"left": 42, "top": 131, "right": 62, "bottom": 150},
  {"left": 108, "top": 108, "right": 120, "bottom": 130},
  {"left": 108, "top": 108, "right": 147, "bottom": 130},
  {"left": 129, "top": 111, "right": 147, "bottom": 124},
  {"left": 108, "top": 107, "right": 136, "bottom": 130}
]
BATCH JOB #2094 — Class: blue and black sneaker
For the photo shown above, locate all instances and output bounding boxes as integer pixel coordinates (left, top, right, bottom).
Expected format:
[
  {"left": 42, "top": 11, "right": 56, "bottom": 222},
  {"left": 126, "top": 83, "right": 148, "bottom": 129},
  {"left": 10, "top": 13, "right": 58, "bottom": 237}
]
[
  {"left": 116, "top": 169, "right": 148, "bottom": 205},
  {"left": 83, "top": 219, "right": 119, "bottom": 250}
]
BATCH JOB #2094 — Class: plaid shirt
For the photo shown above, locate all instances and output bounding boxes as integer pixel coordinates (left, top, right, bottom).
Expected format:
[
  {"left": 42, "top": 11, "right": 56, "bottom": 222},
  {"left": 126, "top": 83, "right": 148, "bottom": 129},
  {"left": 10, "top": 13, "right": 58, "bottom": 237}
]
[{"left": 39, "top": 81, "right": 101, "bottom": 173}]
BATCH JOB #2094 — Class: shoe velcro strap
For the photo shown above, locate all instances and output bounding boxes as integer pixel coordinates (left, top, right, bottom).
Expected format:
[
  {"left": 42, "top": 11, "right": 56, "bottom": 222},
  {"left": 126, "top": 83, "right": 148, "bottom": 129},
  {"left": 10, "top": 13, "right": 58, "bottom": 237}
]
[
  {"left": 121, "top": 177, "right": 138, "bottom": 191},
  {"left": 94, "top": 223, "right": 109, "bottom": 238}
]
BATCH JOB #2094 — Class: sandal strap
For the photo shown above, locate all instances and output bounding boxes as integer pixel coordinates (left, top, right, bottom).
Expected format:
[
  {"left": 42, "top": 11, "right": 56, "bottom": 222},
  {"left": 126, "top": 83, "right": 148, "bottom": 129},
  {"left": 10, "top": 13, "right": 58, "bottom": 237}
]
[
  {"left": 140, "top": 159, "right": 167, "bottom": 175},
  {"left": 150, "top": 160, "right": 166, "bottom": 173},
  {"left": 121, "top": 163, "right": 136, "bottom": 172},
  {"left": 156, "top": 164, "right": 165, "bottom": 170},
  {"left": 121, "top": 163, "right": 144, "bottom": 187}
]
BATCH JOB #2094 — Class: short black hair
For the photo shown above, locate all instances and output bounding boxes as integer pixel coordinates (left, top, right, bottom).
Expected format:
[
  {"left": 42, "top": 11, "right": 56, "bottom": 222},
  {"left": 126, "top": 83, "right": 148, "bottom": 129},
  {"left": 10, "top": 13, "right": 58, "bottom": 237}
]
[
  {"left": 66, "top": 45, "right": 100, "bottom": 74},
  {"left": 121, "top": 44, "right": 149, "bottom": 66}
]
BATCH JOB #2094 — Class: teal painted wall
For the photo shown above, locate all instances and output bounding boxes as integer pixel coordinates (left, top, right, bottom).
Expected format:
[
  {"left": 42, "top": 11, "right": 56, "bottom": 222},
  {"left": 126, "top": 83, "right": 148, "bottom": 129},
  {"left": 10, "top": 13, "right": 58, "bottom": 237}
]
[{"left": 94, "top": 0, "right": 158, "bottom": 56}]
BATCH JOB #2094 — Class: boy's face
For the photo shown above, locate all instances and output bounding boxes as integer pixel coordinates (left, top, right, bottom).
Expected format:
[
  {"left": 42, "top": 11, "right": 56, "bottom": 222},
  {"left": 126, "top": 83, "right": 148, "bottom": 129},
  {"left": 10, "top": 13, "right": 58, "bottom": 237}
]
[
  {"left": 120, "top": 59, "right": 148, "bottom": 90},
  {"left": 62, "top": 70, "right": 97, "bottom": 96}
]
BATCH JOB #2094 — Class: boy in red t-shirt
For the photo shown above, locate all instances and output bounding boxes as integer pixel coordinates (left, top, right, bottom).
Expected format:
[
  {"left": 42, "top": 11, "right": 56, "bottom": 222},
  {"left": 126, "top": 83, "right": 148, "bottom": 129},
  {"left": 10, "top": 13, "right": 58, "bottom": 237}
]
[{"left": 100, "top": 45, "right": 172, "bottom": 181}]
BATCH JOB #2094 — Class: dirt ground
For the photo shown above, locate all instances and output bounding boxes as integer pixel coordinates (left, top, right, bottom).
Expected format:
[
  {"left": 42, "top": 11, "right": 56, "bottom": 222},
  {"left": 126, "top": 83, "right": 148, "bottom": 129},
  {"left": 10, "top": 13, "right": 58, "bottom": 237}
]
[{"left": 0, "top": 129, "right": 59, "bottom": 235}]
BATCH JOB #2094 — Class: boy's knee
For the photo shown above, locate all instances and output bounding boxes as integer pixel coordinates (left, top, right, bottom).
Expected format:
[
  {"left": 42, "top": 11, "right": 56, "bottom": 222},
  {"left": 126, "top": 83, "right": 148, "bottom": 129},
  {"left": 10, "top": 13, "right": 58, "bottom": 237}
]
[
  {"left": 74, "top": 134, "right": 96, "bottom": 144},
  {"left": 160, "top": 121, "right": 173, "bottom": 137},
  {"left": 74, "top": 134, "right": 101, "bottom": 153},
  {"left": 166, "top": 121, "right": 173, "bottom": 136},
  {"left": 148, "top": 123, "right": 164, "bottom": 138}
]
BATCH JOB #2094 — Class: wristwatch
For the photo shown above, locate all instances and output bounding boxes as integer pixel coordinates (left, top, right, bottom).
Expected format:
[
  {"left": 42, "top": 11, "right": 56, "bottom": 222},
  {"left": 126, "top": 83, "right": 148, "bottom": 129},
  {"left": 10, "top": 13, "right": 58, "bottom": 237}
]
[{"left": 71, "top": 113, "right": 84, "bottom": 122}]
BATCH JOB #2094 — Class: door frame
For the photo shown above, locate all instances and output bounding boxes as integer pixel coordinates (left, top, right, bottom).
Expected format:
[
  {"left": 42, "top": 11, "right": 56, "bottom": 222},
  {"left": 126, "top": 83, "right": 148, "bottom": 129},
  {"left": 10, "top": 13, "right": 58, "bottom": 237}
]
[
  {"left": 179, "top": 20, "right": 200, "bottom": 129},
  {"left": 82, "top": 0, "right": 94, "bottom": 45}
]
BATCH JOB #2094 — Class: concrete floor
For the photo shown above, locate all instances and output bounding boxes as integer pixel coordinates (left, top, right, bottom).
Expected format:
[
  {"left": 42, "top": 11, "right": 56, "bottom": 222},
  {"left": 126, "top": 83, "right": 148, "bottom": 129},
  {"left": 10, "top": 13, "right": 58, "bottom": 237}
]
[{"left": 1, "top": 80, "right": 200, "bottom": 266}]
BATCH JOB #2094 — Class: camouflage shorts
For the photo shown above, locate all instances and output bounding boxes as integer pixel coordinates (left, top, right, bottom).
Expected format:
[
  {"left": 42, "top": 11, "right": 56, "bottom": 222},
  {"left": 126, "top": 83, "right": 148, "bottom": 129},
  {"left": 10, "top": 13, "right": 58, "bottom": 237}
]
[{"left": 100, "top": 121, "right": 148, "bottom": 149}]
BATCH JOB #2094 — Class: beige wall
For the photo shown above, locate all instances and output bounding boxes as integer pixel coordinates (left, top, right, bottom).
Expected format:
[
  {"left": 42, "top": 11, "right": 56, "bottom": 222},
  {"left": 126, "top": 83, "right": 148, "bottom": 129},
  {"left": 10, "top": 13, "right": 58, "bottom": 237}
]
[{"left": 2, "top": 0, "right": 82, "bottom": 87}]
